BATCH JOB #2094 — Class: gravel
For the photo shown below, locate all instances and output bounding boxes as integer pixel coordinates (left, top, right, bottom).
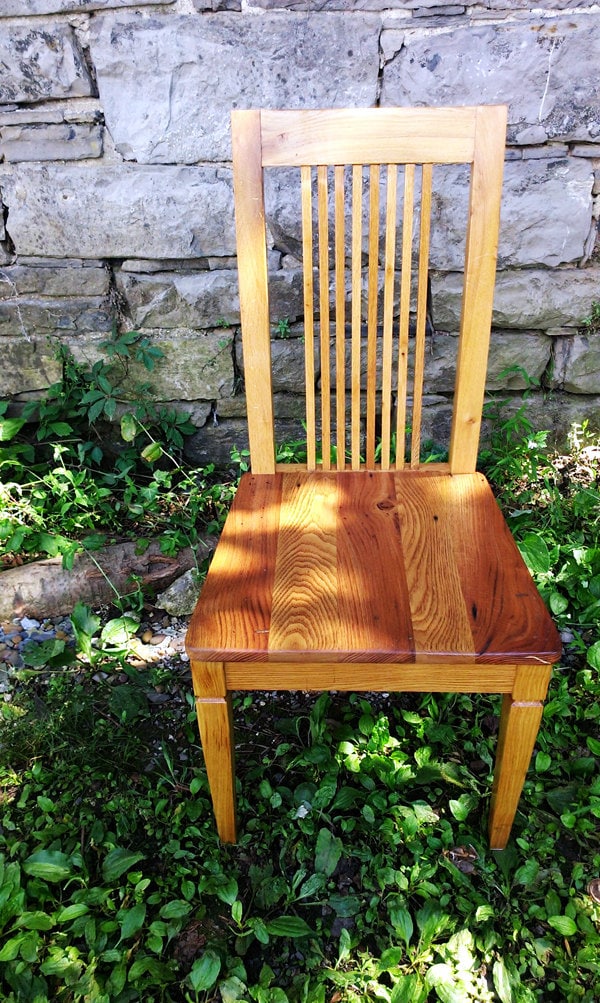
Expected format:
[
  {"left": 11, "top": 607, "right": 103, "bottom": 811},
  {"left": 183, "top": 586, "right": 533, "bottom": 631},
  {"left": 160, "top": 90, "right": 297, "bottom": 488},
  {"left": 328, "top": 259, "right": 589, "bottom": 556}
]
[{"left": 0, "top": 609, "right": 191, "bottom": 701}]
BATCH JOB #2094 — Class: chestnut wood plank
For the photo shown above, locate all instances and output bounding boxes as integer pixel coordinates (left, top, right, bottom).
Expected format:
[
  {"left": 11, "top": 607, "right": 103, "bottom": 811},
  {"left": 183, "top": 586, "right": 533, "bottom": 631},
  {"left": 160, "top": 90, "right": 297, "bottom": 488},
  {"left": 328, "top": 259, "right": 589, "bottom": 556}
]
[
  {"left": 445, "top": 474, "right": 562, "bottom": 662},
  {"left": 186, "top": 474, "right": 281, "bottom": 659},
  {"left": 336, "top": 471, "right": 414, "bottom": 659},
  {"left": 269, "top": 473, "right": 338, "bottom": 654},
  {"left": 394, "top": 472, "right": 476, "bottom": 660},
  {"left": 449, "top": 104, "right": 507, "bottom": 472}
]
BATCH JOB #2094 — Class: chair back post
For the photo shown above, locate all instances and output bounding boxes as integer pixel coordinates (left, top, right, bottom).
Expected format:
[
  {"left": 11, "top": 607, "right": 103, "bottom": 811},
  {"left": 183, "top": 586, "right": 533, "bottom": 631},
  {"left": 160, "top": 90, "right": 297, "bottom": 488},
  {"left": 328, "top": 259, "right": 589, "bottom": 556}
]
[
  {"left": 449, "top": 104, "right": 507, "bottom": 473},
  {"left": 231, "top": 109, "right": 276, "bottom": 474}
]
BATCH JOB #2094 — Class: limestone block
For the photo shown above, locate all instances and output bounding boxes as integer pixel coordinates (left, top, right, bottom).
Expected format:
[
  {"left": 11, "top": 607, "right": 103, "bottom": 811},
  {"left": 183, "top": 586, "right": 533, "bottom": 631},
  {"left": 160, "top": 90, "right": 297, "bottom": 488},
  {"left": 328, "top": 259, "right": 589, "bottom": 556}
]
[
  {"left": 1, "top": 337, "right": 62, "bottom": 395},
  {"left": 552, "top": 334, "right": 600, "bottom": 394},
  {"left": 0, "top": 108, "right": 65, "bottom": 127},
  {"left": 184, "top": 417, "right": 251, "bottom": 468},
  {"left": 0, "top": 0, "right": 175, "bottom": 12},
  {"left": 0, "top": 262, "right": 108, "bottom": 297},
  {"left": 121, "top": 258, "right": 211, "bottom": 273},
  {"left": 381, "top": 18, "right": 600, "bottom": 142},
  {"left": 0, "top": 124, "right": 103, "bottom": 162},
  {"left": 193, "top": 0, "right": 241, "bottom": 8},
  {"left": 117, "top": 271, "right": 237, "bottom": 330},
  {"left": 250, "top": 0, "right": 403, "bottom": 7},
  {"left": 482, "top": 0, "right": 594, "bottom": 9},
  {"left": 184, "top": 415, "right": 315, "bottom": 468},
  {"left": 89, "top": 13, "right": 380, "bottom": 163},
  {"left": 0, "top": 298, "right": 111, "bottom": 338},
  {"left": 48, "top": 328, "right": 234, "bottom": 402},
  {"left": 0, "top": 25, "right": 94, "bottom": 104},
  {"left": 236, "top": 335, "right": 307, "bottom": 395},
  {"left": 255, "top": 0, "right": 478, "bottom": 7},
  {"left": 323, "top": 326, "right": 550, "bottom": 396},
  {"left": 434, "top": 267, "right": 600, "bottom": 331},
  {"left": 0, "top": 164, "right": 235, "bottom": 260},
  {"left": 217, "top": 391, "right": 307, "bottom": 422},
  {"left": 117, "top": 267, "right": 304, "bottom": 330},
  {"left": 419, "top": 331, "right": 551, "bottom": 392},
  {"left": 0, "top": 103, "right": 102, "bottom": 127},
  {"left": 432, "top": 160, "right": 591, "bottom": 269},
  {"left": 75, "top": 328, "right": 237, "bottom": 401}
]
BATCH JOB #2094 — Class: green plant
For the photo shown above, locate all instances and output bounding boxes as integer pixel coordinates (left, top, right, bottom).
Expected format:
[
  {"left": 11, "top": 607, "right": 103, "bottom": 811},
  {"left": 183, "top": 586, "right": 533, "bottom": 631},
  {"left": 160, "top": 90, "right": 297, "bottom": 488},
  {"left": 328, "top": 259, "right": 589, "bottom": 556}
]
[
  {"left": 274, "top": 318, "right": 291, "bottom": 339},
  {"left": 0, "top": 331, "right": 236, "bottom": 573},
  {"left": 581, "top": 299, "right": 600, "bottom": 336}
]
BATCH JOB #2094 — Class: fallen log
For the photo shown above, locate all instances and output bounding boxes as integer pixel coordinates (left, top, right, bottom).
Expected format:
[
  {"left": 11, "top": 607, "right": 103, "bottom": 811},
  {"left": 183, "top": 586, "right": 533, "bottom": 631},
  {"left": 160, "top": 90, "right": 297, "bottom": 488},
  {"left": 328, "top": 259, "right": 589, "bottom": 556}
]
[{"left": 0, "top": 537, "right": 216, "bottom": 620}]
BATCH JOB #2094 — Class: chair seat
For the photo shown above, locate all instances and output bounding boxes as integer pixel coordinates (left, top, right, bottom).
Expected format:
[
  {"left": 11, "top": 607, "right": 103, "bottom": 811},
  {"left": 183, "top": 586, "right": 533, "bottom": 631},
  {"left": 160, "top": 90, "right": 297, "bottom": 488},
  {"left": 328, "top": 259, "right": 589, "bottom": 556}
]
[{"left": 186, "top": 469, "right": 561, "bottom": 666}]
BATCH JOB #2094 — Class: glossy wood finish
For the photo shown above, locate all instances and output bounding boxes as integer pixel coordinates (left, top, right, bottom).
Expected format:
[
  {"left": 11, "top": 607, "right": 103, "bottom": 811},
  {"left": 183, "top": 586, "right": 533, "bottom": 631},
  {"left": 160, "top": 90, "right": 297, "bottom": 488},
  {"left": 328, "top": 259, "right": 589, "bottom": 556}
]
[
  {"left": 186, "top": 106, "right": 561, "bottom": 849},
  {"left": 187, "top": 471, "right": 560, "bottom": 665}
]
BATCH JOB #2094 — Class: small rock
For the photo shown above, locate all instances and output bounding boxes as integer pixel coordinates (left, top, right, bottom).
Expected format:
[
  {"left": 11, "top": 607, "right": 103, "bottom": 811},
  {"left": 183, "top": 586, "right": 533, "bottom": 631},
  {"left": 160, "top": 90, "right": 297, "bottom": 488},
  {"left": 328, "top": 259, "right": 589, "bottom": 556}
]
[
  {"left": 21, "top": 618, "right": 40, "bottom": 631},
  {"left": 3, "top": 649, "right": 23, "bottom": 667},
  {"left": 30, "top": 631, "right": 56, "bottom": 643},
  {"left": 142, "top": 629, "right": 154, "bottom": 644},
  {"left": 156, "top": 569, "right": 201, "bottom": 616},
  {"left": 3, "top": 628, "right": 22, "bottom": 642},
  {"left": 150, "top": 634, "right": 167, "bottom": 646},
  {"left": 147, "top": 692, "right": 171, "bottom": 704}
]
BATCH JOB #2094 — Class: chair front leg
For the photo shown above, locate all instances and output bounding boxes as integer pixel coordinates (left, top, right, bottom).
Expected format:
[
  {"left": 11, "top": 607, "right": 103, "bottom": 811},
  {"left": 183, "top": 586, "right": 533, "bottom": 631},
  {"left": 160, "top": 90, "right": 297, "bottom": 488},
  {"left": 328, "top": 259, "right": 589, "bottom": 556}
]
[
  {"left": 488, "top": 664, "right": 552, "bottom": 850},
  {"left": 191, "top": 660, "right": 237, "bottom": 843}
]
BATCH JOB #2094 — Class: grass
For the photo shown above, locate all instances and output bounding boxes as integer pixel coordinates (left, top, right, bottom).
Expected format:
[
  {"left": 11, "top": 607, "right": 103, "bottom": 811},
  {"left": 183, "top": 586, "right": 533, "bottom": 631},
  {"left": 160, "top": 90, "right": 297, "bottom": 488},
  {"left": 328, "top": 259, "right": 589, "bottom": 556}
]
[{"left": 0, "top": 384, "right": 599, "bottom": 999}]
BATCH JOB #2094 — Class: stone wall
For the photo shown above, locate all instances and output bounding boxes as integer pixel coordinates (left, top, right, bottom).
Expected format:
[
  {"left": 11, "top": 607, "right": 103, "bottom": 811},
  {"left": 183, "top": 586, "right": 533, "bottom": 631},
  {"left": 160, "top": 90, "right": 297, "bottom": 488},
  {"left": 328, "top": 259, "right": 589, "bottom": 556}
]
[{"left": 1, "top": 0, "right": 599, "bottom": 465}]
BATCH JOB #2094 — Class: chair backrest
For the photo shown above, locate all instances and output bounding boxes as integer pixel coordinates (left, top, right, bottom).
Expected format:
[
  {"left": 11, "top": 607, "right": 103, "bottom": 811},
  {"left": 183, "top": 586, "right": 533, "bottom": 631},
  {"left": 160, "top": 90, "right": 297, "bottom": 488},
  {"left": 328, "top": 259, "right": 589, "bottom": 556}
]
[{"left": 231, "top": 106, "right": 507, "bottom": 475}]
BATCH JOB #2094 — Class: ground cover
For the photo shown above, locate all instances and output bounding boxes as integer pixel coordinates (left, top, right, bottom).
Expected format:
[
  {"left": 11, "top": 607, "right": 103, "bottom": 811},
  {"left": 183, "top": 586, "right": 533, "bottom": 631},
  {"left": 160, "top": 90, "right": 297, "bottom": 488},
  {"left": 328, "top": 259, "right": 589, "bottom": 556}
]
[{"left": 0, "top": 344, "right": 599, "bottom": 1001}]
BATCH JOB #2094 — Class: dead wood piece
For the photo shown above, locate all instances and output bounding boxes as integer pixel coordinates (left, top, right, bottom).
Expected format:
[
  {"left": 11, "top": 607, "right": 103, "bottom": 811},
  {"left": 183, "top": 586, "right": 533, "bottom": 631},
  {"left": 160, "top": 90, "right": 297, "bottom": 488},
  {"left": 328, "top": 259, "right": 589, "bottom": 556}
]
[{"left": 0, "top": 538, "right": 216, "bottom": 620}]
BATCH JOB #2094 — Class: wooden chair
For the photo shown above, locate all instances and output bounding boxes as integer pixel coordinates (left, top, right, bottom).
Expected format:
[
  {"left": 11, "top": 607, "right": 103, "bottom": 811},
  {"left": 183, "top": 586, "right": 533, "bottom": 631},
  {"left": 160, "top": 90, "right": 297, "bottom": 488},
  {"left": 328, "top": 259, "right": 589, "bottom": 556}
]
[{"left": 185, "top": 107, "right": 561, "bottom": 850}]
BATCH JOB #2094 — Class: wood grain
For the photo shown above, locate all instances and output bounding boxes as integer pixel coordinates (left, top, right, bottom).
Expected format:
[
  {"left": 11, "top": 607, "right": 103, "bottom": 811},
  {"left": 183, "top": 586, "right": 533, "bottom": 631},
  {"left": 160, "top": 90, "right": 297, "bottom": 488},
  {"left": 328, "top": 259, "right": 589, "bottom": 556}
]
[
  {"left": 225, "top": 661, "right": 519, "bottom": 692},
  {"left": 336, "top": 472, "right": 414, "bottom": 658},
  {"left": 191, "top": 661, "right": 237, "bottom": 842},
  {"left": 260, "top": 107, "right": 479, "bottom": 166},
  {"left": 394, "top": 473, "right": 476, "bottom": 660}
]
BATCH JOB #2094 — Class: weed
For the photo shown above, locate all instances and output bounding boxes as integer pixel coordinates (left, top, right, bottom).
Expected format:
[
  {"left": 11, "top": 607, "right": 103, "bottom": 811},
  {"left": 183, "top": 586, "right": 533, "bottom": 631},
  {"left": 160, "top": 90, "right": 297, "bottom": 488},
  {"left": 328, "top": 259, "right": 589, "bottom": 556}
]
[
  {"left": 581, "top": 299, "right": 600, "bottom": 337},
  {"left": 0, "top": 332, "right": 236, "bottom": 576},
  {"left": 274, "top": 318, "right": 292, "bottom": 339}
]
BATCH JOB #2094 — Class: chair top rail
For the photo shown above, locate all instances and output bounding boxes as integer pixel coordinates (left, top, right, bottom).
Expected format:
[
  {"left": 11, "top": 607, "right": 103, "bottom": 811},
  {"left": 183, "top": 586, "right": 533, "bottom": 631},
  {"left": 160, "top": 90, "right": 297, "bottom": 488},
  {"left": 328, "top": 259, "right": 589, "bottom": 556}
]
[{"left": 244, "top": 107, "right": 503, "bottom": 167}]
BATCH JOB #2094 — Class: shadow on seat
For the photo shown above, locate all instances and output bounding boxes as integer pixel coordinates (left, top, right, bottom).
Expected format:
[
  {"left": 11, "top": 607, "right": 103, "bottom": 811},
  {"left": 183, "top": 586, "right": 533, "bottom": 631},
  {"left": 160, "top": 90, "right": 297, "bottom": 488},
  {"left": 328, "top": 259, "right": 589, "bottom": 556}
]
[{"left": 185, "top": 106, "right": 562, "bottom": 850}]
